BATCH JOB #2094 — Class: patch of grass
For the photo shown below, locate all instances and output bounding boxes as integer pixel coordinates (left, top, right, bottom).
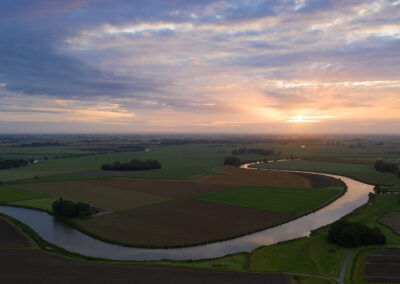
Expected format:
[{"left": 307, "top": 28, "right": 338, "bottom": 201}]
[
  {"left": 8, "top": 197, "right": 58, "bottom": 211},
  {"left": 347, "top": 194, "right": 400, "bottom": 244},
  {"left": 194, "top": 186, "right": 342, "bottom": 215},
  {"left": 9, "top": 173, "right": 107, "bottom": 184},
  {"left": 254, "top": 160, "right": 400, "bottom": 186},
  {"left": 1, "top": 144, "right": 270, "bottom": 182},
  {"left": 0, "top": 185, "right": 49, "bottom": 203},
  {"left": 16, "top": 181, "right": 169, "bottom": 211},
  {"left": 249, "top": 233, "right": 349, "bottom": 278}
]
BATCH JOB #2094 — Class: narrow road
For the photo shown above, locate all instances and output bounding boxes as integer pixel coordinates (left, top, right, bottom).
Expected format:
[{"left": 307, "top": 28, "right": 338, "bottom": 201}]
[{"left": 284, "top": 272, "right": 339, "bottom": 282}]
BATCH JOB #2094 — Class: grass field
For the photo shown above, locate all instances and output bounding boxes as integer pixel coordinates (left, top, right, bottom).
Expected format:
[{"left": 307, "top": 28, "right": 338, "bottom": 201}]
[
  {"left": 254, "top": 160, "right": 400, "bottom": 186},
  {"left": 8, "top": 197, "right": 58, "bottom": 211},
  {"left": 347, "top": 194, "right": 400, "bottom": 244},
  {"left": 249, "top": 232, "right": 349, "bottom": 278},
  {"left": 194, "top": 186, "right": 343, "bottom": 215},
  {"left": 0, "top": 144, "right": 272, "bottom": 182},
  {"left": 16, "top": 181, "right": 169, "bottom": 211},
  {"left": 0, "top": 185, "right": 48, "bottom": 203}
]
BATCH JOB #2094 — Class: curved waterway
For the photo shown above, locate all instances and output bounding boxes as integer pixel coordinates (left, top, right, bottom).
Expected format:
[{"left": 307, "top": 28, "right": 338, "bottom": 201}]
[{"left": 0, "top": 165, "right": 372, "bottom": 261}]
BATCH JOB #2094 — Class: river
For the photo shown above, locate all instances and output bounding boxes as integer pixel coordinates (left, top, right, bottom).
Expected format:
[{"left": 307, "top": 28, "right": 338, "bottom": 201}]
[{"left": 0, "top": 165, "right": 372, "bottom": 260}]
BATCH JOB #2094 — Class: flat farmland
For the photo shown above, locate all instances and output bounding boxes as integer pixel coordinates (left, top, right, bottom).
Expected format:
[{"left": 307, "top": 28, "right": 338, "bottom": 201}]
[
  {"left": 254, "top": 160, "right": 400, "bottom": 185},
  {"left": 83, "top": 178, "right": 230, "bottom": 198},
  {"left": 384, "top": 212, "right": 400, "bottom": 234},
  {"left": 0, "top": 218, "right": 31, "bottom": 248},
  {"left": 194, "top": 186, "right": 343, "bottom": 215},
  {"left": 17, "top": 181, "right": 169, "bottom": 211},
  {"left": 81, "top": 199, "right": 292, "bottom": 247},
  {"left": 364, "top": 250, "right": 400, "bottom": 283},
  {"left": 0, "top": 249, "right": 290, "bottom": 284},
  {"left": 0, "top": 185, "right": 48, "bottom": 203},
  {"left": 195, "top": 167, "right": 311, "bottom": 188}
]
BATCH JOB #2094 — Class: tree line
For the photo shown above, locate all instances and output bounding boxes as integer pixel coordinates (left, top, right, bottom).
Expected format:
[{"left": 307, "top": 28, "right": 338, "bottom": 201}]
[
  {"left": 374, "top": 159, "right": 400, "bottom": 178},
  {"left": 328, "top": 220, "right": 386, "bottom": 247},
  {"left": 0, "top": 158, "right": 31, "bottom": 170},
  {"left": 232, "top": 147, "right": 275, "bottom": 156},
  {"left": 52, "top": 198, "right": 94, "bottom": 218},
  {"left": 101, "top": 159, "right": 162, "bottom": 171}
]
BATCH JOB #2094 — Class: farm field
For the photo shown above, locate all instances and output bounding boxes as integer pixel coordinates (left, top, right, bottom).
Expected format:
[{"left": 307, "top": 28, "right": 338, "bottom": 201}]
[
  {"left": 0, "top": 144, "right": 272, "bottom": 182},
  {"left": 194, "top": 186, "right": 342, "bottom": 215},
  {"left": 0, "top": 218, "right": 31, "bottom": 248},
  {"left": 253, "top": 159, "right": 400, "bottom": 186},
  {"left": 384, "top": 212, "right": 400, "bottom": 234},
  {"left": 0, "top": 185, "right": 48, "bottom": 203},
  {"left": 249, "top": 232, "right": 348, "bottom": 278},
  {"left": 80, "top": 199, "right": 292, "bottom": 246},
  {"left": 10, "top": 164, "right": 346, "bottom": 246},
  {"left": 17, "top": 181, "right": 170, "bottom": 211}
]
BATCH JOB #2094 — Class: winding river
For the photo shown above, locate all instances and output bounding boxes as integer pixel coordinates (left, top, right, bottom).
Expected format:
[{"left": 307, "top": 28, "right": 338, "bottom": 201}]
[{"left": 0, "top": 165, "right": 372, "bottom": 260}]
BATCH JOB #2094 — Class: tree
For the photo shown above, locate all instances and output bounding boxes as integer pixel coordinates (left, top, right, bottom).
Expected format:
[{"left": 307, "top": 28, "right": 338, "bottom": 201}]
[
  {"left": 223, "top": 156, "right": 241, "bottom": 167},
  {"left": 328, "top": 220, "right": 386, "bottom": 247},
  {"left": 373, "top": 185, "right": 381, "bottom": 194},
  {"left": 52, "top": 198, "right": 83, "bottom": 218}
]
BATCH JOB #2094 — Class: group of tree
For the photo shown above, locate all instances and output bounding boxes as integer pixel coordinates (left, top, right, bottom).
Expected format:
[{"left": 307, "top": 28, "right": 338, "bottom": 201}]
[
  {"left": 373, "top": 185, "right": 388, "bottom": 194},
  {"left": 0, "top": 158, "right": 31, "bottom": 170},
  {"left": 232, "top": 147, "right": 275, "bottom": 156},
  {"left": 52, "top": 198, "right": 93, "bottom": 218},
  {"left": 224, "top": 156, "right": 242, "bottom": 167},
  {"left": 328, "top": 220, "right": 386, "bottom": 247},
  {"left": 374, "top": 160, "right": 400, "bottom": 177},
  {"left": 101, "top": 159, "right": 162, "bottom": 171}
]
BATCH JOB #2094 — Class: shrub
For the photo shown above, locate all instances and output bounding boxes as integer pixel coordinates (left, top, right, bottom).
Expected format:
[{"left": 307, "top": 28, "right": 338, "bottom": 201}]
[
  {"left": 101, "top": 159, "right": 162, "bottom": 171},
  {"left": 328, "top": 220, "right": 386, "bottom": 247},
  {"left": 223, "top": 156, "right": 241, "bottom": 167},
  {"left": 52, "top": 198, "right": 83, "bottom": 218}
]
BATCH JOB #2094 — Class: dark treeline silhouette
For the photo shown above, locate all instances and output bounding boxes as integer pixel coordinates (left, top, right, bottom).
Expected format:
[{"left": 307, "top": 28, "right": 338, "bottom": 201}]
[
  {"left": 16, "top": 142, "right": 65, "bottom": 147},
  {"left": 79, "top": 145, "right": 146, "bottom": 152},
  {"left": 52, "top": 198, "right": 93, "bottom": 218},
  {"left": 0, "top": 158, "right": 31, "bottom": 170},
  {"left": 328, "top": 220, "right": 386, "bottom": 247},
  {"left": 101, "top": 159, "right": 162, "bottom": 171},
  {"left": 224, "top": 156, "right": 242, "bottom": 167},
  {"left": 232, "top": 147, "right": 274, "bottom": 156},
  {"left": 374, "top": 160, "right": 399, "bottom": 176}
]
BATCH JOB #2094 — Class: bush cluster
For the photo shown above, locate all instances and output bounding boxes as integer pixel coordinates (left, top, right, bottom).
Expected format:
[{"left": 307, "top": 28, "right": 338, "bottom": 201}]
[
  {"left": 223, "top": 156, "right": 242, "bottom": 167},
  {"left": 0, "top": 158, "right": 31, "bottom": 169},
  {"left": 374, "top": 160, "right": 399, "bottom": 175},
  {"left": 52, "top": 198, "right": 92, "bottom": 218},
  {"left": 328, "top": 220, "right": 386, "bottom": 247},
  {"left": 101, "top": 159, "right": 162, "bottom": 171},
  {"left": 232, "top": 147, "right": 274, "bottom": 156}
]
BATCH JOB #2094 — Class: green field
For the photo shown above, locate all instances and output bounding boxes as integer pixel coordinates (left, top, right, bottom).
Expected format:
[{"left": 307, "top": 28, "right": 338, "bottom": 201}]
[
  {"left": 249, "top": 232, "right": 348, "bottom": 278},
  {"left": 194, "top": 186, "right": 343, "bottom": 215},
  {"left": 8, "top": 197, "right": 58, "bottom": 211},
  {"left": 253, "top": 160, "right": 400, "bottom": 186},
  {"left": 0, "top": 185, "right": 48, "bottom": 202},
  {"left": 0, "top": 144, "right": 271, "bottom": 182}
]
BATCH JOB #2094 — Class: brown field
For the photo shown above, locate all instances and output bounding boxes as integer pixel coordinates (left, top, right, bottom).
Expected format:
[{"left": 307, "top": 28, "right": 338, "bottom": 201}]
[
  {"left": 17, "top": 181, "right": 169, "bottom": 211},
  {"left": 291, "top": 172, "right": 345, "bottom": 188},
  {"left": 81, "top": 199, "right": 291, "bottom": 246},
  {"left": 364, "top": 250, "right": 400, "bottom": 283},
  {"left": 0, "top": 249, "right": 289, "bottom": 284},
  {"left": 384, "top": 212, "right": 400, "bottom": 234},
  {"left": 0, "top": 218, "right": 31, "bottom": 248},
  {"left": 195, "top": 167, "right": 311, "bottom": 187},
  {"left": 82, "top": 178, "right": 230, "bottom": 198}
]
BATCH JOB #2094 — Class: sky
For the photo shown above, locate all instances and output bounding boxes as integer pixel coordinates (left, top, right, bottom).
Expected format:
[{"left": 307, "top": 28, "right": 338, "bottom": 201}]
[{"left": 0, "top": 0, "right": 399, "bottom": 134}]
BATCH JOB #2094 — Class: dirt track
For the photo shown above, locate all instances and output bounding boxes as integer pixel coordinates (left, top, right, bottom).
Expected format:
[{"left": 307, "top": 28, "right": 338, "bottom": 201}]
[{"left": 0, "top": 249, "right": 290, "bottom": 284}]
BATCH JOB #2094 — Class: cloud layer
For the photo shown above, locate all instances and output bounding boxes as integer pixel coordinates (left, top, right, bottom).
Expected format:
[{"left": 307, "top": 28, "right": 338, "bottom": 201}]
[{"left": 0, "top": 0, "right": 399, "bottom": 133}]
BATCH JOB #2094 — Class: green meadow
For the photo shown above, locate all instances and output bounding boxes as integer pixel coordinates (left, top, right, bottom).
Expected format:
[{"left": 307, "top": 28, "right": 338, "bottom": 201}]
[
  {"left": 194, "top": 186, "right": 343, "bottom": 215},
  {"left": 254, "top": 159, "right": 400, "bottom": 185}
]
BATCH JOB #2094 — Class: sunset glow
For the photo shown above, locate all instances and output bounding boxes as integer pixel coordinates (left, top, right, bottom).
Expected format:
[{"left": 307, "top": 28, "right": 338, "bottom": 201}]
[{"left": 0, "top": 1, "right": 399, "bottom": 134}]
